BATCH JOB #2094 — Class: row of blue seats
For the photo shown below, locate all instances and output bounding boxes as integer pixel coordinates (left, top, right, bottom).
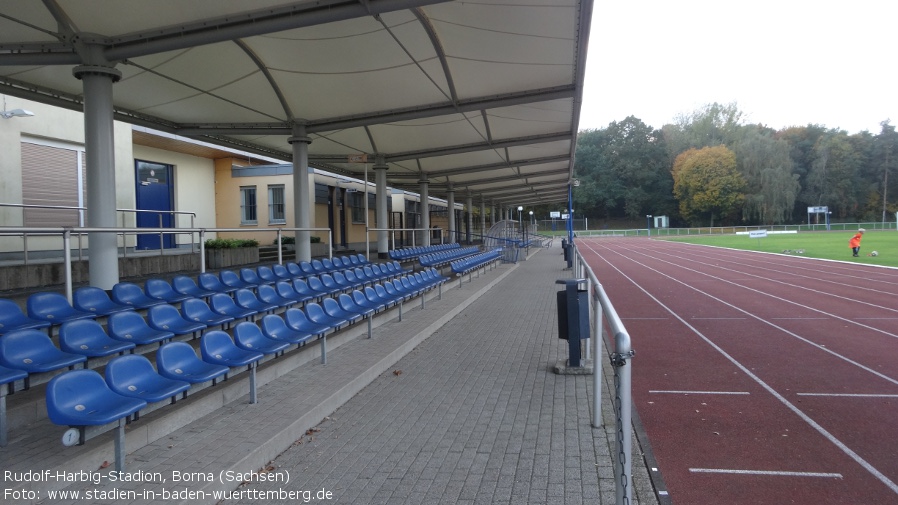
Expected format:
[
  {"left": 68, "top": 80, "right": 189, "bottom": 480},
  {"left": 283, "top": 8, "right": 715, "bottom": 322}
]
[
  {"left": 0, "top": 266, "right": 449, "bottom": 377},
  {"left": 0, "top": 263, "right": 412, "bottom": 336},
  {"left": 419, "top": 246, "right": 480, "bottom": 268},
  {"left": 450, "top": 249, "right": 503, "bottom": 277},
  {"left": 389, "top": 243, "right": 459, "bottom": 261},
  {"left": 35, "top": 268, "right": 450, "bottom": 449}
]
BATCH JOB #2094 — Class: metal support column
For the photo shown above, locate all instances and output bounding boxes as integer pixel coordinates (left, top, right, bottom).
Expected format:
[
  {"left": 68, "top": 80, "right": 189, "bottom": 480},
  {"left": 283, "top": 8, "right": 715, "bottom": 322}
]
[
  {"left": 74, "top": 61, "right": 121, "bottom": 290},
  {"left": 420, "top": 177, "right": 430, "bottom": 247},
  {"left": 447, "top": 185, "right": 456, "bottom": 244},
  {"left": 374, "top": 157, "right": 389, "bottom": 259},
  {"left": 290, "top": 125, "right": 312, "bottom": 262},
  {"left": 465, "top": 194, "right": 473, "bottom": 244}
]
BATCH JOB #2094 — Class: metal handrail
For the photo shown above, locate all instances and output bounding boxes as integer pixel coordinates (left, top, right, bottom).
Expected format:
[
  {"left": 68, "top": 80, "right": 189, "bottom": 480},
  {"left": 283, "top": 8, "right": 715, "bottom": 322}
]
[
  {"left": 570, "top": 242, "right": 634, "bottom": 505},
  {"left": 0, "top": 225, "right": 333, "bottom": 304}
]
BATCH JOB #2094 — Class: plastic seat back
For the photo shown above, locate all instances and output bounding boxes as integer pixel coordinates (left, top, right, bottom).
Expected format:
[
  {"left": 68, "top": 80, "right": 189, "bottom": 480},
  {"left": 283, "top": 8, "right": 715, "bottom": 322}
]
[
  {"left": 46, "top": 370, "right": 146, "bottom": 426},
  {"left": 310, "top": 259, "right": 326, "bottom": 273},
  {"left": 233, "top": 321, "right": 290, "bottom": 355},
  {"left": 145, "top": 279, "right": 190, "bottom": 303},
  {"left": 323, "top": 297, "right": 358, "bottom": 322},
  {"left": 112, "top": 282, "right": 165, "bottom": 309},
  {"left": 58, "top": 319, "right": 135, "bottom": 357},
  {"left": 172, "top": 276, "right": 215, "bottom": 298},
  {"left": 221, "top": 270, "right": 253, "bottom": 289},
  {"left": 257, "top": 266, "right": 278, "bottom": 284},
  {"left": 105, "top": 354, "right": 190, "bottom": 403},
  {"left": 272, "top": 264, "right": 292, "bottom": 280},
  {"left": 156, "top": 342, "right": 228, "bottom": 383},
  {"left": 198, "top": 272, "right": 236, "bottom": 293},
  {"left": 27, "top": 292, "right": 95, "bottom": 324},
  {"left": 106, "top": 311, "right": 174, "bottom": 345},
  {"left": 286, "top": 262, "right": 303, "bottom": 277},
  {"left": 234, "top": 289, "right": 277, "bottom": 313},
  {"left": 147, "top": 304, "right": 207, "bottom": 335},
  {"left": 0, "top": 329, "right": 86, "bottom": 373},
  {"left": 305, "top": 302, "right": 342, "bottom": 328},
  {"left": 241, "top": 267, "right": 267, "bottom": 285},
  {"left": 0, "top": 299, "right": 52, "bottom": 335},
  {"left": 200, "top": 330, "right": 263, "bottom": 366},
  {"left": 73, "top": 287, "right": 132, "bottom": 316},
  {"left": 258, "top": 284, "right": 293, "bottom": 307},
  {"left": 182, "top": 298, "right": 234, "bottom": 326},
  {"left": 209, "top": 293, "right": 256, "bottom": 320},
  {"left": 283, "top": 308, "right": 329, "bottom": 335}
]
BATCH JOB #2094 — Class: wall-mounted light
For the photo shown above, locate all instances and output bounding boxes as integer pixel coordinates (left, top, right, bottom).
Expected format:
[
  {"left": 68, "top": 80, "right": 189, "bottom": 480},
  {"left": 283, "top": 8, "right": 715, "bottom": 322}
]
[{"left": 0, "top": 108, "right": 35, "bottom": 119}]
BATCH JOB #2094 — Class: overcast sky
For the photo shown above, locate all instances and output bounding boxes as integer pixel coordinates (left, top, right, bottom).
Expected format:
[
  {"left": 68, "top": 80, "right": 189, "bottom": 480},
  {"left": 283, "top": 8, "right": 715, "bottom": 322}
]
[{"left": 579, "top": 0, "right": 897, "bottom": 135}]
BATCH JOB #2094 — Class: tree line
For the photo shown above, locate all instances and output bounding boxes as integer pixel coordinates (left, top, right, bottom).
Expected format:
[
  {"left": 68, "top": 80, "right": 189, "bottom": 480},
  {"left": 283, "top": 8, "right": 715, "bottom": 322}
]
[{"left": 570, "top": 103, "right": 898, "bottom": 227}]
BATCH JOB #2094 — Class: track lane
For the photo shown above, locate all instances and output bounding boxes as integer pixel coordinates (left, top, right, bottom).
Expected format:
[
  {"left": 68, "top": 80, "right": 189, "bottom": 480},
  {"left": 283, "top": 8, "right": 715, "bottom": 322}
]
[{"left": 580, "top": 237, "right": 898, "bottom": 504}]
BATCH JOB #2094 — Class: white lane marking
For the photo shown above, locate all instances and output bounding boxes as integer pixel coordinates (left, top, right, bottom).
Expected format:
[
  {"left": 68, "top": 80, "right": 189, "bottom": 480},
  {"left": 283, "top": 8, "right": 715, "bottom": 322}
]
[
  {"left": 580, "top": 242, "right": 898, "bottom": 496},
  {"left": 690, "top": 468, "right": 843, "bottom": 479},
  {"left": 797, "top": 393, "right": 898, "bottom": 398},
  {"left": 650, "top": 390, "right": 750, "bottom": 395},
  {"left": 691, "top": 317, "right": 746, "bottom": 320}
]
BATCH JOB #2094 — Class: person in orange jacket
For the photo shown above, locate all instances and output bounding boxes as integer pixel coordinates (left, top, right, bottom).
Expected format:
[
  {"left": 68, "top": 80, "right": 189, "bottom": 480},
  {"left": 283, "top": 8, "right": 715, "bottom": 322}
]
[{"left": 849, "top": 228, "right": 865, "bottom": 257}]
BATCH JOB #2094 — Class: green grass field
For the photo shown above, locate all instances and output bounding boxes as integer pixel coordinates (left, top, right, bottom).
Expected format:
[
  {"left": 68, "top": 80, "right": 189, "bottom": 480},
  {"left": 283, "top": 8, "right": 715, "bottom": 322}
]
[{"left": 657, "top": 231, "right": 898, "bottom": 267}]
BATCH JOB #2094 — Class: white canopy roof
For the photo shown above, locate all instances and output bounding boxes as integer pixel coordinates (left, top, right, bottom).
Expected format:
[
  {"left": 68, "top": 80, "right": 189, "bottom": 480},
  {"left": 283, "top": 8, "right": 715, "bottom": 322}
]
[{"left": 0, "top": 0, "right": 593, "bottom": 206}]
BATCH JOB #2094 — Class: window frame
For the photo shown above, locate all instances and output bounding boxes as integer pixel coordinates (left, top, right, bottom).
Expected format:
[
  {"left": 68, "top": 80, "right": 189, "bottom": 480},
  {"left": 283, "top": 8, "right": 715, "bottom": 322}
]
[{"left": 240, "top": 186, "right": 258, "bottom": 225}]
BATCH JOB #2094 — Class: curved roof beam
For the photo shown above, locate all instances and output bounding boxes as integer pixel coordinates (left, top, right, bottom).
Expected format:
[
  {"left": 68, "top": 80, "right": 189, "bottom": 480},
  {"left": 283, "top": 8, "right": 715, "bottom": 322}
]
[
  {"left": 412, "top": 8, "right": 457, "bottom": 104},
  {"left": 233, "top": 39, "right": 294, "bottom": 120}
]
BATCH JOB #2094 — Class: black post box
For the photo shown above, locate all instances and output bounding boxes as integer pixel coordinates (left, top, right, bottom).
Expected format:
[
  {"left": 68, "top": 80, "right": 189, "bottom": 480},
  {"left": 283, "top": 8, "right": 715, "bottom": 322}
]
[{"left": 555, "top": 278, "right": 589, "bottom": 367}]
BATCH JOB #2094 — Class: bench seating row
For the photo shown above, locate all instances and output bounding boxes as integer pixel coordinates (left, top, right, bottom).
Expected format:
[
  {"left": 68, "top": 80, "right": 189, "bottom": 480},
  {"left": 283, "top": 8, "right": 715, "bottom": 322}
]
[
  {"left": 0, "top": 267, "right": 449, "bottom": 450},
  {"left": 389, "top": 243, "right": 459, "bottom": 261},
  {"left": 418, "top": 246, "right": 480, "bottom": 268}
]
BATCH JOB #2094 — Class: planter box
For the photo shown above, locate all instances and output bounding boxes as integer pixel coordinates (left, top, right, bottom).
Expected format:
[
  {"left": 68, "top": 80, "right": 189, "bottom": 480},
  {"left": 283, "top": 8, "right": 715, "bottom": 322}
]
[{"left": 205, "top": 247, "right": 259, "bottom": 269}]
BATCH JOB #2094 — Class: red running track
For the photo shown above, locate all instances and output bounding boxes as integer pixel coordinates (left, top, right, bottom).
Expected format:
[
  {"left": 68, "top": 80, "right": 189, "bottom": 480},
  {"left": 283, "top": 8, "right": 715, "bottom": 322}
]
[{"left": 580, "top": 237, "right": 898, "bottom": 505}]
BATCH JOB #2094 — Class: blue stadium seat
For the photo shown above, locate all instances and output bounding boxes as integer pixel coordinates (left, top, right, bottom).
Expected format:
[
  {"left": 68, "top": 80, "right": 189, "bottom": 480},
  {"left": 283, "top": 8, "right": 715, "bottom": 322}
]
[
  {"left": 181, "top": 298, "right": 235, "bottom": 329},
  {"left": 73, "top": 287, "right": 133, "bottom": 316},
  {"left": 305, "top": 302, "right": 348, "bottom": 330},
  {"left": 145, "top": 279, "right": 192, "bottom": 304},
  {"left": 58, "top": 320, "right": 135, "bottom": 358},
  {"left": 272, "top": 264, "right": 294, "bottom": 281},
  {"left": 322, "top": 297, "right": 362, "bottom": 324},
  {"left": 257, "top": 284, "right": 296, "bottom": 309},
  {"left": 26, "top": 292, "right": 96, "bottom": 325},
  {"left": 234, "top": 289, "right": 277, "bottom": 315},
  {"left": 106, "top": 311, "right": 174, "bottom": 347},
  {"left": 256, "top": 266, "right": 279, "bottom": 285},
  {"left": 260, "top": 315, "right": 314, "bottom": 346},
  {"left": 146, "top": 305, "right": 207, "bottom": 337},
  {"left": 233, "top": 322, "right": 290, "bottom": 356},
  {"left": 208, "top": 293, "right": 256, "bottom": 322},
  {"left": 283, "top": 308, "right": 330, "bottom": 337},
  {"left": 0, "top": 299, "right": 51, "bottom": 336},
  {"left": 172, "top": 275, "right": 216, "bottom": 299},
  {"left": 220, "top": 270, "right": 256, "bottom": 290},
  {"left": 156, "top": 342, "right": 229, "bottom": 384},
  {"left": 200, "top": 330, "right": 264, "bottom": 403},
  {"left": 112, "top": 282, "right": 166, "bottom": 309},
  {"left": 351, "top": 289, "right": 385, "bottom": 313},
  {"left": 307, "top": 275, "right": 341, "bottom": 297},
  {"left": 286, "top": 262, "right": 306, "bottom": 279},
  {"left": 105, "top": 354, "right": 190, "bottom": 404},
  {"left": 46, "top": 369, "right": 146, "bottom": 427},
  {"left": 198, "top": 272, "right": 238, "bottom": 294},
  {"left": 0, "top": 329, "right": 86, "bottom": 376},
  {"left": 275, "top": 281, "right": 314, "bottom": 305},
  {"left": 241, "top": 267, "right": 271, "bottom": 287}
]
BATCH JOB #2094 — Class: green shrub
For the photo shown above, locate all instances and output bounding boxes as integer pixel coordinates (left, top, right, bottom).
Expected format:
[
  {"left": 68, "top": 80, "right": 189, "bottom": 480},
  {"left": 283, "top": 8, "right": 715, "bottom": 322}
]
[
  {"left": 310, "top": 236, "right": 321, "bottom": 243},
  {"left": 204, "top": 238, "right": 259, "bottom": 249},
  {"left": 273, "top": 236, "right": 296, "bottom": 245}
]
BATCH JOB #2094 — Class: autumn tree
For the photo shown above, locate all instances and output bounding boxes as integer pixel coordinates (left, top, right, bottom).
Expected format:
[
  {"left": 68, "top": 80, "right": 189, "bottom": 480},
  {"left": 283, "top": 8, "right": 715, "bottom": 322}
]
[{"left": 672, "top": 145, "right": 746, "bottom": 227}]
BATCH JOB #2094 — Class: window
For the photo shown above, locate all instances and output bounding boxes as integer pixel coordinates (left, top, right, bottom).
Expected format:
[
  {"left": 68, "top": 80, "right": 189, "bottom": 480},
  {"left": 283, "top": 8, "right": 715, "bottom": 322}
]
[
  {"left": 268, "top": 185, "right": 285, "bottom": 224},
  {"left": 240, "top": 186, "right": 257, "bottom": 225},
  {"left": 349, "top": 191, "right": 365, "bottom": 223},
  {"left": 21, "top": 140, "right": 86, "bottom": 227}
]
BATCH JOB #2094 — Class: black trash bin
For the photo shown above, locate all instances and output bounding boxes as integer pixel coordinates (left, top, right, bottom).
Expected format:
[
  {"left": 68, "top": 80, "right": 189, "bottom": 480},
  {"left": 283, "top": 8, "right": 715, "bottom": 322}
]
[
  {"left": 561, "top": 239, "right": 569, "bottom": 261},
  {"left": 555, "top": 279, "right": 588, "bottom": 367}
]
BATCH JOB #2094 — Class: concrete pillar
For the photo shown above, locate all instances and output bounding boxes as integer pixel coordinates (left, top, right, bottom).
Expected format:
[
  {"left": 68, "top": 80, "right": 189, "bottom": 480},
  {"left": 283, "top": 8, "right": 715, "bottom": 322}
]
[
  {"left": 480, "top": 197, "right": 486, "bottom": 240},
  {"left": 419, "top": 178, "right": 430, "bottom": 247},
  {"left": 74, "top": 63, "right": 121, "bottom": 290},
  {"left": 465, "top": 194, "right": 473, "bottom": 244},
  {"left": 490, "top": 202, "right": 495, "bottom": 228},
  {"left": 446, "top": 185, "right": 456, "bottom": 244},
  {"left": 374, "top": 157, "right": 389, "bottom": 258},
  {"left": 289, "top": 125, "right": 312, "bottom": 262}
]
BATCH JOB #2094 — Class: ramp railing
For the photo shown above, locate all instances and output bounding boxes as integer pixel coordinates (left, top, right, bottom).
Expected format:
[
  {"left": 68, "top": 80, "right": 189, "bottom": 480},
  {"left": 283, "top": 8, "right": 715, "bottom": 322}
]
[{"left": 570, "top": 242, "right": 635, "bottom": 505}]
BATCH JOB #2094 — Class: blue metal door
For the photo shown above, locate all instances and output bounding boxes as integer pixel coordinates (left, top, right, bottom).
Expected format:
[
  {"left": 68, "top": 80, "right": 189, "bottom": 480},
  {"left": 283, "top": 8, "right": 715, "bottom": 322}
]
[{"left": 135, "top": 160, "right": 175, "bottom": 250}]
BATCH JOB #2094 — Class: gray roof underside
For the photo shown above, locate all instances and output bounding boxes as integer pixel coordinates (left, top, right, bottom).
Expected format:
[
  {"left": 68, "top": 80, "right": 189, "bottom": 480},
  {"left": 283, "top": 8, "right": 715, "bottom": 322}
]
[{"left": 0, "top": 0, "right": 592, "bottom": 206}]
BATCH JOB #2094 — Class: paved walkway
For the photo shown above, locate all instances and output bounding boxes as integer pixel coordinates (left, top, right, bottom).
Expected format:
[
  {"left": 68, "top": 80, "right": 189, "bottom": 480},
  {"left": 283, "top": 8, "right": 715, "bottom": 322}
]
[
  {"left": 15, "top": 244, "right": 658, "bottom": 504},
  {"left": 218, "top": 245, "right": 658, "bottom": 505}
]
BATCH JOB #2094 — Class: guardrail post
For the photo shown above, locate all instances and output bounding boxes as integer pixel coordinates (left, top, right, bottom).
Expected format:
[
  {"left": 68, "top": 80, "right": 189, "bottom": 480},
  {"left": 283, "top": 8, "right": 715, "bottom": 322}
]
[
  {"left": 613, "top": 330, "right": 634, "bottom": 505},
  {"left": 277, "top": 228, "right": 283, "bottom": 265},
  {"left": 63, "top": 228, "right": 73, "bottom": 304},
  {"left": 592, "top": 284, "right": 603, "bottom": 428},
  {"left": 199, "top": 229, "right": 206, "bottom": 273}
]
